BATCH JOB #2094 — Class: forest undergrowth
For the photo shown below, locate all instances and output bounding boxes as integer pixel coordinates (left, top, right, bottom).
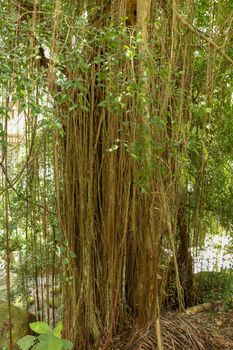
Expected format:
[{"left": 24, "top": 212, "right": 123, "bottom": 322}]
[{"left": 107, "top": 303, "right": 233, "bottom": 350}]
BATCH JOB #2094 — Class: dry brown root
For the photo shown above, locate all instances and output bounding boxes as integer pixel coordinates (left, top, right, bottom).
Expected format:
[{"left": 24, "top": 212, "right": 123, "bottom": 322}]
[{"left": 108, "top": 313, "right": 217, "bottom": 350}]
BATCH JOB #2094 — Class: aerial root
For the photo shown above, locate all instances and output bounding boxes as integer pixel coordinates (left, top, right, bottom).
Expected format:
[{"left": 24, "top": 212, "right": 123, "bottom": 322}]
[{"left": 108, "top": 313, "right": 216, "bottom": 350}]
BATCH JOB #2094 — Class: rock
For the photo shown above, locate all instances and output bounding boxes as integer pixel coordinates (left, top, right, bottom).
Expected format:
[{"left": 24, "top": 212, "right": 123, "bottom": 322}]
[{"left": 0, "top": 301, "right": 29, "bottom": 349}]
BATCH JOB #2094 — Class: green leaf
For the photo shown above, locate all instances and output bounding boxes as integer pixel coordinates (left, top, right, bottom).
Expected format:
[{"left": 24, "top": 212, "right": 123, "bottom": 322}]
[
  {"left": 17, "top": 335, "right": 37, "bottom": 350},
  {"left": 47, "top": 335, "right": 64, "bottom": 350},
  {"left": 35, "top": 334, "right": 63, "bottom": 350},
  {"left": 69, "top": 251, "right": 77, "bottom": 259},
  {"left": 0, "top": 128, "right": 6, "bottom": 137},
  {"left": 0, "top": 139, "right": 8, "bottom": 150},
  {"left": 53, "top": 321, "right": 63, "bottom": 338},
  {"left": 33, "top": 342, "right": 48, "bottom": 350},
  {"left": 69, "top": 103, "right": 78, "bottom": 111},
  {"left": 29, "top": 322, "right": 52, "bottom": 335},
  {"left": 62, "top": 258, "right": 69, "bottom": 265},
  {"left": 62, "top": 339, "right": 73, "bottom": 349},
  {"left": 98, "top": 100, "right": 107, "bottom": 108},
  {"left": 38, "top": 334, "right": 49, "bottom": 342}
]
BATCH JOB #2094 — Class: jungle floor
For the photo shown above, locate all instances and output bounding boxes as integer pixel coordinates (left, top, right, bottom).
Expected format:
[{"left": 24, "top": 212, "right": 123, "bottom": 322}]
[
  {"left": 108, "top": 303, "right": 233, "bottom": 350},
  {"left": 189, "top": 306, "right": 233, "bottom": 350}
]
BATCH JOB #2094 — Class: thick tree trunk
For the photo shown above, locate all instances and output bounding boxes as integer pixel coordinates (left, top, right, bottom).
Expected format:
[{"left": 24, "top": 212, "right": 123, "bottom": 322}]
[
  {"left": 59, "top": 1, "right": 164, "bottom": 349},
  {"left": 177, "top": 201, "right": 194, "bottom": 307}
]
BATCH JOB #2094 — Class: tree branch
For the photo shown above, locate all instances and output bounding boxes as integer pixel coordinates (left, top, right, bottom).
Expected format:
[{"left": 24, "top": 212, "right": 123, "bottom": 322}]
[{"left": 174, "top": 9, "right": 233, "bottom": 65}]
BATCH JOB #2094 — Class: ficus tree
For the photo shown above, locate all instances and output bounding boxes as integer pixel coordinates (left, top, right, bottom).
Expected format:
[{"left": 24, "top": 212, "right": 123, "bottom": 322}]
[{"left": 0, "top": 1, "right": 232, "bottom": 350}]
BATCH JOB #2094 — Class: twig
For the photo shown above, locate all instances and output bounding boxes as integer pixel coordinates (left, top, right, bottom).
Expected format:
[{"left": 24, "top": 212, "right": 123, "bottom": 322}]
[{"left": 174, "top": 9, "right": 233, "bottom": 65}]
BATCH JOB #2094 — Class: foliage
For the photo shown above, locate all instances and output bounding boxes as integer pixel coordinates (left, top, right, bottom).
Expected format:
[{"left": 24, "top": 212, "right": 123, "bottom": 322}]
[
  {"left": 17, "top": 322, "right": 73, "bottom": 350},
  {"left": 195, "top": 270, "right": 233, "bottom": 303}
]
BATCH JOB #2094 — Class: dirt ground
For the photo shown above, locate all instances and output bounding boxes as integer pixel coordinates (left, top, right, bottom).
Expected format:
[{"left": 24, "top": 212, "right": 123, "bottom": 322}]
[
  {"left": 190, "top": 306, "right": 233, "bottom": 350},
  {"left": 107, "top": 304, "right": 233, "bottom": 350}
]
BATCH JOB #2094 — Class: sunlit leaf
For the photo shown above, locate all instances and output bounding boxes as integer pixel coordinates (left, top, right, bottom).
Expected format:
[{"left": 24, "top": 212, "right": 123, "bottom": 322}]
[
  {"left": 29, "top": 322, "right": 52, "bottom": 335},
  {"left": 17, "top": 335, "right": 37, "bottom": 350},
  {"left": 53, "top": 321, "right": 63, "bottom": 338}
]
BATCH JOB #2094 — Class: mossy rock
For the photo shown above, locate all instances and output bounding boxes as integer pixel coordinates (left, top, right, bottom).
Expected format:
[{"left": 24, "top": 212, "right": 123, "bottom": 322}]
[{"left": 0, "top": 301, "right": 29, "bottom": 350}]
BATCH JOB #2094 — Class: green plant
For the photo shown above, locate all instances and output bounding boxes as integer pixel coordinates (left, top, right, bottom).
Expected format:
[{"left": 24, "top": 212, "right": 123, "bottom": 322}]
[
  {"left": 195, "top": 270, "right": 233, "bottom": 302},
  {"left": 17, "top": 322, "right": 73, "bottom": 350}
]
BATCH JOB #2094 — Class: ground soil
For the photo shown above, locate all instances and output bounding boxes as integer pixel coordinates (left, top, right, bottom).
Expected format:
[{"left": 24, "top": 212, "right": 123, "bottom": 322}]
[
  {"left": 97, "top": 303, "right": 233, "bottom": 350},
  {"left": 190, "top": 305, "right": 233, "bottom": 350}
]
